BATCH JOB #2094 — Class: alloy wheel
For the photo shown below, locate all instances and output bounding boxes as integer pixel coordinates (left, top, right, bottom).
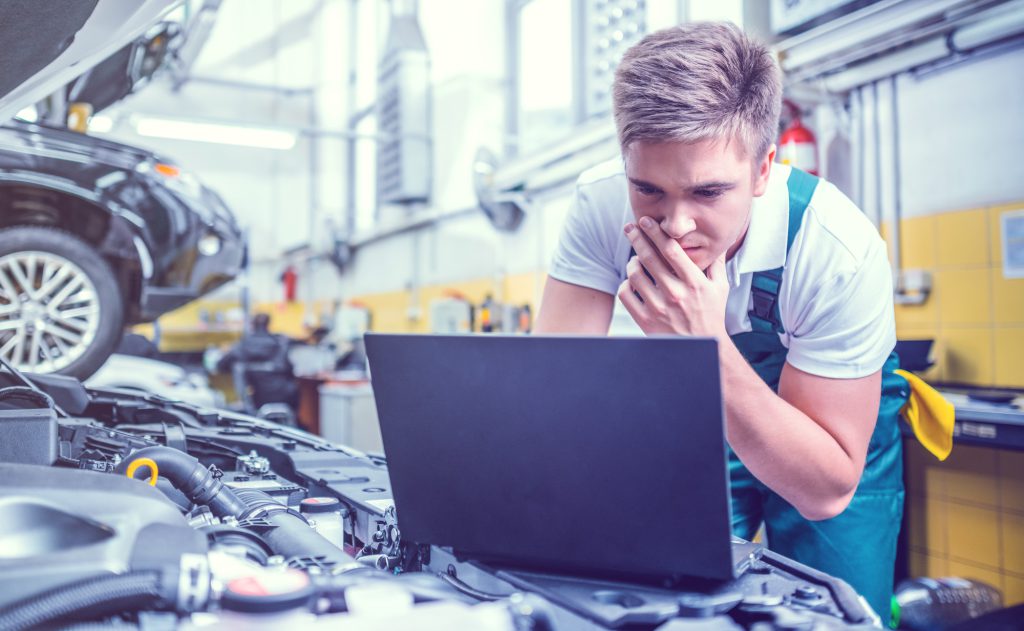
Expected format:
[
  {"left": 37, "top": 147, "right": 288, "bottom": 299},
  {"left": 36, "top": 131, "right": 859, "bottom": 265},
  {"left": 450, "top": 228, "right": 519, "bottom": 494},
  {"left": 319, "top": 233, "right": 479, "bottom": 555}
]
[{"left": 0, "top": 251, "right": 102, "bottom": 373}]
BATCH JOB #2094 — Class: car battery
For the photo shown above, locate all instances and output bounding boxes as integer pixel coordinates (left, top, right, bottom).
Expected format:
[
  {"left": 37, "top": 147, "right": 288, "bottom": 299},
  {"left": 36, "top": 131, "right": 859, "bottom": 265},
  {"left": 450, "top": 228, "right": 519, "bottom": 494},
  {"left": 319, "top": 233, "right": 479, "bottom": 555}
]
[
  {"left": 222, "top": 470, "right": 306, "bottom": 506},
  {"left": 0, "top": 405, "right": 57, "bottom": 465}
]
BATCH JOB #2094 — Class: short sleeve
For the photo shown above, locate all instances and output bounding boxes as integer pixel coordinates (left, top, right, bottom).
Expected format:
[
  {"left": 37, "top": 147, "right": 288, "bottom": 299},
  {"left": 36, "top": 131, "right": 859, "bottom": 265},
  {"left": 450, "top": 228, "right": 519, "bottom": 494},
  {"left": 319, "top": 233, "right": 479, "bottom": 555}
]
[
  {"left": 548, "top": 183, "right": 622, "bottom": 296},
  {"left": 784, "top": 238, "right": 896, "bottom": 378}
]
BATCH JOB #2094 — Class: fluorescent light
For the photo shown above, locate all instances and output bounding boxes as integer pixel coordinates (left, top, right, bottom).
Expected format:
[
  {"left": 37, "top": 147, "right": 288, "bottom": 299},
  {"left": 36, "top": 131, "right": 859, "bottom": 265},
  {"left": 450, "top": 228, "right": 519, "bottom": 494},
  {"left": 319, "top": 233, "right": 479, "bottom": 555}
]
[
  {"left": 133, "top": 116, "right": 297, "bottom": 150},
  {"left": 88, "top": 115, "right": 114, "bottom": 133}
]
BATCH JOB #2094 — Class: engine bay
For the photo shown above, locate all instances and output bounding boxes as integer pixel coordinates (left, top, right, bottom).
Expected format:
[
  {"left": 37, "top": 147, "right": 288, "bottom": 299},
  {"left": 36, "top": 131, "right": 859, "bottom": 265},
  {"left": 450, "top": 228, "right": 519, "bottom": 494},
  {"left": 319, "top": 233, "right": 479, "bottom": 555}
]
[{"left": 0, "top": 365, "right": 883, "bottom": 630}]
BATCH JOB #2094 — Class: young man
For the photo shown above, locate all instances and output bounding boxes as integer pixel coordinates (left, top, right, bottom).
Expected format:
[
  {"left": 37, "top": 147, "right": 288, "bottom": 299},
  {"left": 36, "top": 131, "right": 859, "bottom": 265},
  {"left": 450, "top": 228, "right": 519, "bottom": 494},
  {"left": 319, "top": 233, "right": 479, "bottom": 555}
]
[{"left": 535, "top": 22, "right": 908, "bottom": 621}]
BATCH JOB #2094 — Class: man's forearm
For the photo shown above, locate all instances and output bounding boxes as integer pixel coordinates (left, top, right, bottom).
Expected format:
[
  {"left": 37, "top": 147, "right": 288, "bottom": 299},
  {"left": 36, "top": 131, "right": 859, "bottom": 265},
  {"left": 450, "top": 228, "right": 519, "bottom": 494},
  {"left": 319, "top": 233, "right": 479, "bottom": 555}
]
[{"left": 717, "top": 339, "right": 860, "bottom": 520}]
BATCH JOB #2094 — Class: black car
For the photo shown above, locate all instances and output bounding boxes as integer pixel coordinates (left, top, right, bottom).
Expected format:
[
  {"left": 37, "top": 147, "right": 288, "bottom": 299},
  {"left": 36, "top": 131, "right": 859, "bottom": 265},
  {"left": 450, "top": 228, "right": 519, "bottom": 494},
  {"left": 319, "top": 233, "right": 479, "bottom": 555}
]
[{"left": 0, "top": 2, "right": 244, "bottom": 379}]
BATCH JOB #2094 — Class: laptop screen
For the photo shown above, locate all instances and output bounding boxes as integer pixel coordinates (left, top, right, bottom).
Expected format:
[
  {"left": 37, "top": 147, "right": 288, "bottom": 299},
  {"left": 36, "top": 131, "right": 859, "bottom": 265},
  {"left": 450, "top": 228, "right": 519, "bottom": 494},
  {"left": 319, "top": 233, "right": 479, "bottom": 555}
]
[{"left": 365, "top": 334, "right": 734, "bottom": 584}]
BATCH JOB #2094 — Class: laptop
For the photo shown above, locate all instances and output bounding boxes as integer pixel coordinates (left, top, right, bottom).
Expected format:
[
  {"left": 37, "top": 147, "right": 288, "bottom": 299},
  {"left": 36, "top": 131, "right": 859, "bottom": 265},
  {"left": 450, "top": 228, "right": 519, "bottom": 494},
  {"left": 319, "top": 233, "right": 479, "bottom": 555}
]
[{"left": 364, "top": 333, "right": 735, "bottom": 584}]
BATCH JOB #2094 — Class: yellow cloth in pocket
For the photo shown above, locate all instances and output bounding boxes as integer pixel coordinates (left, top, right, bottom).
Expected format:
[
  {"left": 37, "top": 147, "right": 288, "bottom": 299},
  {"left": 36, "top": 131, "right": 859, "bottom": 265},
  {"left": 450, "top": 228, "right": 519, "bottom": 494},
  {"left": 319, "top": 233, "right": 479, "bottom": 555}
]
[{"left": 895, "top": 369, "right": 955, "bottom": 461}]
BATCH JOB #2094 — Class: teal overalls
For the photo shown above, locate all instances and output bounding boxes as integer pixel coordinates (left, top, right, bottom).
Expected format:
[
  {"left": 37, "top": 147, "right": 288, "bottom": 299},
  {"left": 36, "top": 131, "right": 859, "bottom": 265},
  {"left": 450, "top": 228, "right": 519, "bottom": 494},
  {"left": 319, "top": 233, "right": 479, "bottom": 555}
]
[{"left": 730, "top": 167, "right": 909, "bottom": 623}]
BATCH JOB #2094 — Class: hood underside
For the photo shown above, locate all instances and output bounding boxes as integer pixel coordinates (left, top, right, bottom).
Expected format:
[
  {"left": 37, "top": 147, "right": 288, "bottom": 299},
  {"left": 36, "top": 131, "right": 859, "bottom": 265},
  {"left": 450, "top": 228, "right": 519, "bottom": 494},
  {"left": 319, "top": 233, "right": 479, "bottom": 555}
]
[{"left": 0, "top": 0, "right": 180, "bottom": 123}]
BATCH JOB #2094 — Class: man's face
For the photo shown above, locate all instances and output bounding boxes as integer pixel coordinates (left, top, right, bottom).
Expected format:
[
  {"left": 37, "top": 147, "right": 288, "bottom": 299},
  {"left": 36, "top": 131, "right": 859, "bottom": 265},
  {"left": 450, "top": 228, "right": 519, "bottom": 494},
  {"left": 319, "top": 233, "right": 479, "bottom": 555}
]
[{"left": 623, "top": 138, "right": 774, "bottom": 271}]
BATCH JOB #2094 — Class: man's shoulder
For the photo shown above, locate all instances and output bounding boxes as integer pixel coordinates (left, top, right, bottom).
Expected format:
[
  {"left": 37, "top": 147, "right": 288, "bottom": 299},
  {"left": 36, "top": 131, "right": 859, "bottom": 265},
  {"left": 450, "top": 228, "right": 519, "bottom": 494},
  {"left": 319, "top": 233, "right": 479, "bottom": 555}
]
[
  {"left": 799, "top": 177, "right": 886, "bottom": 268},
  {"left": 577, "top": 158, "right": 627, "bottom": 190}
]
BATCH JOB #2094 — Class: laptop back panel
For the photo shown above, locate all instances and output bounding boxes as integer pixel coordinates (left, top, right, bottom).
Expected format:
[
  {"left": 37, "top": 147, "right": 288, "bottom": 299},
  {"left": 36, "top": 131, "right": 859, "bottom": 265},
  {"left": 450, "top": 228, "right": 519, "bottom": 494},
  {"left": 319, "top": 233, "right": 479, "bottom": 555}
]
[{"left": 365, "top": 334, "right": 734, "bottom": 583}]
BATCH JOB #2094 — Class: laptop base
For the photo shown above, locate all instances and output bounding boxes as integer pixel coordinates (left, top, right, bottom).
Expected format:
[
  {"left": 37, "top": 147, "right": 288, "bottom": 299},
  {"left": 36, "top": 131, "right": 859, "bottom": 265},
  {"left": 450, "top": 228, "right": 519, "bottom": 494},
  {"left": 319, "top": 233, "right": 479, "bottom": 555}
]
[{"left": 433, "top": 539, "right": 874, "bottom": 629}]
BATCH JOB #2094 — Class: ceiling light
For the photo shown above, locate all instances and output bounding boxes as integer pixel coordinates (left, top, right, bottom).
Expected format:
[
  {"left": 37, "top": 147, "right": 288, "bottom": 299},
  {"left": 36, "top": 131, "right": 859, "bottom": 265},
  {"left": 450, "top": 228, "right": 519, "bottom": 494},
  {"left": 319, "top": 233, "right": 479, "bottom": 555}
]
[{"left": 133, "top": 117, "right": 297, "bottom": 150}]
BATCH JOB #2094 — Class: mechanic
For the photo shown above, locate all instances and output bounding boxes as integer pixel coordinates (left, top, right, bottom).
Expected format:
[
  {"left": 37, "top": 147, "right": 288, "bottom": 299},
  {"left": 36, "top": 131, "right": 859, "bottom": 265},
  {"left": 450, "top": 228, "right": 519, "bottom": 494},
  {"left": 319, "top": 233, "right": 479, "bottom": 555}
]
[
  {"left": 534, "top": 22, "right": 908, "bottom": 622},
  {"left": 217, "top": 313, "right": 299, "bottom": 412}
]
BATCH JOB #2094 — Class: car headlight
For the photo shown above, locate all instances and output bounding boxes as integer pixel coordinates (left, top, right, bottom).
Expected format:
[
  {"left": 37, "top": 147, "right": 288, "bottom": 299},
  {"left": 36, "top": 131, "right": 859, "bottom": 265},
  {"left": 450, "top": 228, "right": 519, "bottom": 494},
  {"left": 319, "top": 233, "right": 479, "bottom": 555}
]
[{"left": 198, "top": 233, "right": 222, "bottom": 256}]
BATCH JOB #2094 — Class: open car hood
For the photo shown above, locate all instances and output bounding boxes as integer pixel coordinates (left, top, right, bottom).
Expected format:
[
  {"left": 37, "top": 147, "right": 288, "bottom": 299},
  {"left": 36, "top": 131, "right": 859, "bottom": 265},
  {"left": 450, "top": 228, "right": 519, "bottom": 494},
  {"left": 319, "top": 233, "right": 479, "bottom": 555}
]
[{"left": 0, "top": 0, "right": 180, "bottom": 123}]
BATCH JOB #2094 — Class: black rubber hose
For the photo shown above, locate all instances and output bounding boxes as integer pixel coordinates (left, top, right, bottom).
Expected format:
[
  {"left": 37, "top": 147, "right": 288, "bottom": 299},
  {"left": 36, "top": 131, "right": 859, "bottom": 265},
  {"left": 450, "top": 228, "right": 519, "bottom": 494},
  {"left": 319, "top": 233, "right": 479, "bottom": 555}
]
[
  {"left": 234, "top": 489, "right": 355, "bottom": 570},
  {"left": 0, "top": 572, "right": 163, "bottom": 631},
  {"left": 201, "top": 524, "right": 274, "bottom": 565},
  {"left": 58, "top": 623, "right": 140, "bottom": 631},
  {"left": 116, "top": 446, "right": 249, "bottom": 517},
  {"left": 436, "top": 571, "right": 508, "bottom": 602}
]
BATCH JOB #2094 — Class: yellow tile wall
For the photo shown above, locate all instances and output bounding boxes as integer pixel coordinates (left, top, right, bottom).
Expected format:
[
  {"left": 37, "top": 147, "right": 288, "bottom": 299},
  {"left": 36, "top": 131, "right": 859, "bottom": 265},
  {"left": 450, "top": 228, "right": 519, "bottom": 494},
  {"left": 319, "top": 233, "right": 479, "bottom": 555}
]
[
  {"left": 348, "top": 271, "right": 545, "bottom": 334},
  {"left": 904, "top": 440, "right": 1024, "bottom": 605},
  {"left": 136, "top": 299, "right": 336, "bottom": 351},
  {"left": 891, "top": 202, "right": 1024, "bottom": 388},
  {"left": 897, "top": 203, "right": 1024, "bottom": 602}
]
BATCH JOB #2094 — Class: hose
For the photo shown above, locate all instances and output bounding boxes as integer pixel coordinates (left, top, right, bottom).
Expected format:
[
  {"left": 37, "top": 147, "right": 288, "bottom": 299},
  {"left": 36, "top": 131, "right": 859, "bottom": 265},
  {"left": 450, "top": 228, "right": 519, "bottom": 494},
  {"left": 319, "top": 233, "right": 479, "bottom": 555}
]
[
  {"left": 58, "top": 623, "right": 140, "bottom": 631},
  {"left": 233, "top": 489, "right": 356, "bottom": 570},
  {"left": 0, "top": 572, "right": 163, "bottom": 631},
  {"left": 436, "top": 571, "right": 510, "bottom": 602},
  {"left": 119, "top": 450, "right": 354, "bottom": 570},
  {"left": 202, "top": 524, "right": 274, "bottom": 565},
  {"left": 116, "top": 446, "right": 248, "bottom": 517}
]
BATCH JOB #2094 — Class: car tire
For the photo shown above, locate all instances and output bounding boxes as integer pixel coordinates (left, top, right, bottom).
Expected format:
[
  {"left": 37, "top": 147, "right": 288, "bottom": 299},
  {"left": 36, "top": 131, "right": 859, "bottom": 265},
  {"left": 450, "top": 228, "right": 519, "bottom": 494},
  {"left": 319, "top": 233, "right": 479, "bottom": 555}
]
[{"left": 0, "top": 226, "right": 124, "bottom": 379}]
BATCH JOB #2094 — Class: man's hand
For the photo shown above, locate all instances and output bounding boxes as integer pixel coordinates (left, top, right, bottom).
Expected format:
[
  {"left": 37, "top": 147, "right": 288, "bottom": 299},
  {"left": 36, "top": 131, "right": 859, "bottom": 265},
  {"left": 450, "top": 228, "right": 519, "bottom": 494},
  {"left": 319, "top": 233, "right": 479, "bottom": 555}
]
[{"left": 617, "top": 216, "right": 730, "bottom": 338}]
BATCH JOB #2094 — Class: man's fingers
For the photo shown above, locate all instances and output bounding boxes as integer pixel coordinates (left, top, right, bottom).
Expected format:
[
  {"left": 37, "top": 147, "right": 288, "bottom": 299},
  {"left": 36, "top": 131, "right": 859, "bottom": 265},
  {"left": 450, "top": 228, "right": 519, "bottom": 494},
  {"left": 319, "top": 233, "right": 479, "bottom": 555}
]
[
  {"left": 617, "top": 279, "right": 646, "bottom": 323},
  {"left": 636, "top": 216, "right": 704, "bottom": 285},
  {"left": 626, "top": 256, "right": 665, "bottom": 310},
  {"left": 706, "top": 252, "right": 727, "bottom": 284},
  {"left": 624, "top": 223, "right": 674, "bottom": 280}
]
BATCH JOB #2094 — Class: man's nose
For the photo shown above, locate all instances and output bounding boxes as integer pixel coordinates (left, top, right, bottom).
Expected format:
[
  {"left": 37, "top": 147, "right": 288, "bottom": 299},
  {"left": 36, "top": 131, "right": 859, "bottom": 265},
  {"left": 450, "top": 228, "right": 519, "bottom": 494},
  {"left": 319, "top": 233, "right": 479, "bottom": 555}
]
[{"left": 660, "top": 208, "right": 697, "bottom": 239}]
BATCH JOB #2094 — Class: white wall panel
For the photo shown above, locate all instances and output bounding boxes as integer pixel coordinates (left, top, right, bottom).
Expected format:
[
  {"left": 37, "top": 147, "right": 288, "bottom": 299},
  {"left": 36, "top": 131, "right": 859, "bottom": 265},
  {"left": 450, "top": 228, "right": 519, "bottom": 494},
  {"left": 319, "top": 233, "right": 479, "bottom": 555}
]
[{"left": 896, "top": 46, "right": 1024, "bottom": 218}]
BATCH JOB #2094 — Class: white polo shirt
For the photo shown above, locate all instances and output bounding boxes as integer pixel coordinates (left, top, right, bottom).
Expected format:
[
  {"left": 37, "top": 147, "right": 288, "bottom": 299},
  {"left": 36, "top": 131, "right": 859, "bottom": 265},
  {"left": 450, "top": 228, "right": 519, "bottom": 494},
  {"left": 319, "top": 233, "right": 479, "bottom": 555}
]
[{"left": 548, "top": 159, "right": 896, "bottom": 379}]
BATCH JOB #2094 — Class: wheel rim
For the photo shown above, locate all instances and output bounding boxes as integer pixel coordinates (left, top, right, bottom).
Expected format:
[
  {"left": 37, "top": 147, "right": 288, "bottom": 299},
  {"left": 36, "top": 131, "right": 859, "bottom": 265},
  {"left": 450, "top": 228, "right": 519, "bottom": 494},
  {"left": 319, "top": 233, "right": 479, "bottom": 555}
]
[{"left": 0, "top": 251, "right": 102, "bottom": 373}]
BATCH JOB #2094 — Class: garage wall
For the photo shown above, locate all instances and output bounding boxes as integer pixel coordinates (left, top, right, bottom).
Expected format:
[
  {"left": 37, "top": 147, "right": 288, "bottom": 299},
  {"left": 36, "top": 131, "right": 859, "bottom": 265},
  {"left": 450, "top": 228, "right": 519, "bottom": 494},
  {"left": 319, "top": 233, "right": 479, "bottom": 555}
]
[
  {"left": 875, "top": 46, "right": 1024, "bottom": 389},
  {"left": 103, "top": 0, "right": 358, "bottom": 307},
  {"left": 128, "top": 3, "right": 1024, "bottom": 378},
  {"left": 872, "top": 44, "right": 1024, "bottom": 605},
  {"left": 905, "top": 441, "right": 1024, "bottom": 606}
]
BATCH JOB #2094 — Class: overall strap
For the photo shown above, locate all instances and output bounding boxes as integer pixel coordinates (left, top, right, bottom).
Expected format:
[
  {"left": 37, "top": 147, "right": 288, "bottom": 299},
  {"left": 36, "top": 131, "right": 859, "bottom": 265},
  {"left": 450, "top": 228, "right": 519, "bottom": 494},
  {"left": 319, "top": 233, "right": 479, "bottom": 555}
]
[{"left": 748, "top": 168, "right": 819, "bottom": 334}]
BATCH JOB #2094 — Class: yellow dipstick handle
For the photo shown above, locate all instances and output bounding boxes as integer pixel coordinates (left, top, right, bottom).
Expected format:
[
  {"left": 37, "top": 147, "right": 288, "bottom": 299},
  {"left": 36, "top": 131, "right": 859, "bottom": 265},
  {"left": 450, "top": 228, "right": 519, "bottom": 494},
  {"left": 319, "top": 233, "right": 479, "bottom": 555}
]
[{"left": 125, "top": 458, "right": 159, "bottom": 487}]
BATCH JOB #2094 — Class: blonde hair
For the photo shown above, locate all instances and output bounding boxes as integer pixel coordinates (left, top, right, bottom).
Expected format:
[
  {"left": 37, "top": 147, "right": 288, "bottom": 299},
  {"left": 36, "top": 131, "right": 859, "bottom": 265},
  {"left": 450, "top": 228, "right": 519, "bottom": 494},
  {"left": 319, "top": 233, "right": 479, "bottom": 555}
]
[{"left": 613, "top": 22, "right": 781, "bottom": 159}]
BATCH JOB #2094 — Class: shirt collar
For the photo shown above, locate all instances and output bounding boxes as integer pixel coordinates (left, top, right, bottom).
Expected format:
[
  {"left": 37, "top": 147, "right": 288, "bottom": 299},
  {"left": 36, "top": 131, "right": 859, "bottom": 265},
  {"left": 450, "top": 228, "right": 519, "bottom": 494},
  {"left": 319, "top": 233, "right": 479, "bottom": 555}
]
[{"left": 726, "top": 164, "right": 791, "bottom": 287}]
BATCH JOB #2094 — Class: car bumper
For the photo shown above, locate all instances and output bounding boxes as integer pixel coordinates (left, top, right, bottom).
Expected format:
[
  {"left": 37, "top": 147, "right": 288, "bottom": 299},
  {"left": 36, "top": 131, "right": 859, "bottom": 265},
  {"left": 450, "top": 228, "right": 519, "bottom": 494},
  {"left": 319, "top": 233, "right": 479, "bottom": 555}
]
[{"left": 138, "top": 237, "right": 245, "bottom": 321}]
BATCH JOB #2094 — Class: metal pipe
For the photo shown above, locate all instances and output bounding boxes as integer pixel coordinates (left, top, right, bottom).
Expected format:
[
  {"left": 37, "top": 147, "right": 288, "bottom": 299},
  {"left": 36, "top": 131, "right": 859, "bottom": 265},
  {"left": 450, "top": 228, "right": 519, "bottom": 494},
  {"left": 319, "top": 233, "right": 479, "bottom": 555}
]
[
  {"left": 345, "top": 0, "right": 361, "bottom": 236},
  {"left": 504, "top": 0, "right": 520, "bottom": 158},
  {"left": 171, "top": 0, "right": 224, "bottom": 91},
  {"left": 308, "top": 8, "right": 322, "bottom": 315},
  {"left": 889, "top": 75, "right": 903, "bottom": 277},
  {"left": 785, "top": 0, "right": 1012, "bottom": 87},
  {"left": 872, "top": 82, "right": 887, "bottom": 256},
  {"left": 852, "top": 87, "right": 864, "bottom": 211}
]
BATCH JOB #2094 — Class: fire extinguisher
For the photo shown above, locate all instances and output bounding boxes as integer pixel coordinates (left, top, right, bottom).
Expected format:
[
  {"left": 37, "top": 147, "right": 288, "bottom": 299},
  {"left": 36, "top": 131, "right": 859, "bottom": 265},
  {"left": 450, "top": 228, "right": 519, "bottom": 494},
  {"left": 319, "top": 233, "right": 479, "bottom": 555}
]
[
  {"left": 778, "top": 99, "right": 818, "bottom": 175},
  {"left": 280, "top": 265, "right": 297, "bottom": 303}
]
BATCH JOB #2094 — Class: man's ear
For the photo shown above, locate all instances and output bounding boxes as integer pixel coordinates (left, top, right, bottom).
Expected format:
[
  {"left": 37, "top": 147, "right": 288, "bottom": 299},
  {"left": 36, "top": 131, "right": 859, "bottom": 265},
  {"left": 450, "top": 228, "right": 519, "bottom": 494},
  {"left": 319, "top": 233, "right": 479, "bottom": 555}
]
[{"left": 752, "top": 144, "right": 775, "bottom": 197}]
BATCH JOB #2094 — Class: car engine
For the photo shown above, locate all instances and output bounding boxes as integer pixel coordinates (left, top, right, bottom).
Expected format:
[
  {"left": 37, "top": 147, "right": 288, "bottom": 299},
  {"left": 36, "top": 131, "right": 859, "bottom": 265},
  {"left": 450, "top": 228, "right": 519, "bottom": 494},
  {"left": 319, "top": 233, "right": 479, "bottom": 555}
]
[{"left": 0, "top": 362, "right": 883, "bottom": 630}]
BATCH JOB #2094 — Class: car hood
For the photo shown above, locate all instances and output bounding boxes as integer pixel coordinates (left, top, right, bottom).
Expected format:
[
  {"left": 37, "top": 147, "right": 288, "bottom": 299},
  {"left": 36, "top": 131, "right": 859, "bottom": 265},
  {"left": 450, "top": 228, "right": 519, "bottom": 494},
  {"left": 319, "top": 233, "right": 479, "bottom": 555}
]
[
  {"left": 88, "top": 354, "right": 187, "bottom": 383},
  {"left": 0, "top": 0, "right": 181, "bottom": 123}
]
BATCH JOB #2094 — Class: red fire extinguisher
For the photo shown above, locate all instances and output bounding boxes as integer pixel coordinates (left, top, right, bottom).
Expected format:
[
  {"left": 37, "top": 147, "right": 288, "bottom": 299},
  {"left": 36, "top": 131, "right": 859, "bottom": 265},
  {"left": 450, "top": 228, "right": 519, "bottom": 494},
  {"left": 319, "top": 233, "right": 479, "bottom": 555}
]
[
  {"left": 280, "top": 265, "right": 297, "bottom": 303},
  {"left": 778, "top": 99, "right": 818, "bottom": 175}
]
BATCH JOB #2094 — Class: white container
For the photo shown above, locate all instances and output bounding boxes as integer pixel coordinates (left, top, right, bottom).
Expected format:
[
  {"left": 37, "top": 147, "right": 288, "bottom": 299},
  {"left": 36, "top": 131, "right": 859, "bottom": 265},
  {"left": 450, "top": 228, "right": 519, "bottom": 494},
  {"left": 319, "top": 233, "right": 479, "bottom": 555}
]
[{"left": 318, "top": 382, "right": 383, "bottom": 454}]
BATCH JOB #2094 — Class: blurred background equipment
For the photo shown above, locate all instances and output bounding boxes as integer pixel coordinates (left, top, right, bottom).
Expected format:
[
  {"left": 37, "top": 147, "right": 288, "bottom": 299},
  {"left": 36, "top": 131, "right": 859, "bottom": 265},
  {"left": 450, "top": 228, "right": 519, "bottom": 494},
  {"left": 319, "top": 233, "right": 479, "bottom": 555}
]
[
  {"left": 215, "top": 313, "right": 298, "bottom": 417},
  {"left": 778, "top": 98, "right": 819, "bottom": 175},
  {"left": 376, "top": 0, "right": 431, "bottom": 205},
  {"left": 87, "top": 352, "right": 223, "bottom": 408},
  {"left": 429, "top": 294, "right": 474, "bottom": 334},
  {"left": 892, "top": 576, "right": 1003, "bottom": 630}
]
